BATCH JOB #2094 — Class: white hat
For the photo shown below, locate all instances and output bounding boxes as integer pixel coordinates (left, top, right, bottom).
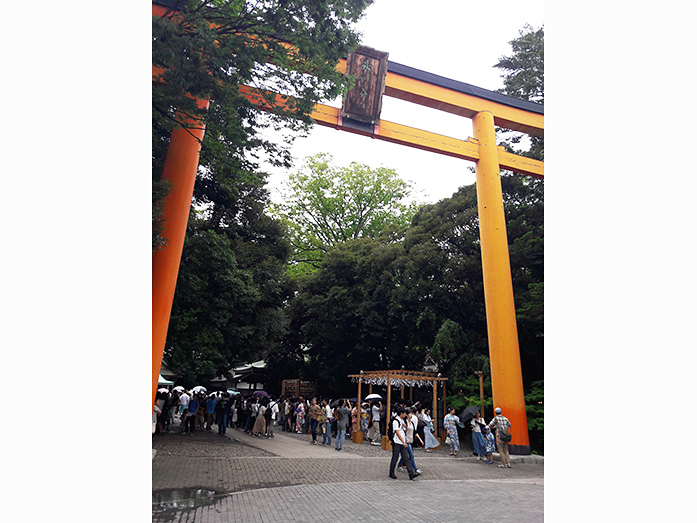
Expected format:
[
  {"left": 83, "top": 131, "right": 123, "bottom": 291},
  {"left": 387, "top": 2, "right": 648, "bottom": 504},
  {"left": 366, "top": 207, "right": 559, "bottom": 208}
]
[{"left": 495, "top": 407, "right": 502, "bottom": 414}]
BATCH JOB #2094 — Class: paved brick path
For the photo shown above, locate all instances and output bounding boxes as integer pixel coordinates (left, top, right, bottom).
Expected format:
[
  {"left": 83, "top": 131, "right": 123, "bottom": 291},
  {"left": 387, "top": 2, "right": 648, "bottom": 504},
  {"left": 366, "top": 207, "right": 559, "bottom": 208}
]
[{"left": 153, "top": 423, "right": 543, "bottom": 521}]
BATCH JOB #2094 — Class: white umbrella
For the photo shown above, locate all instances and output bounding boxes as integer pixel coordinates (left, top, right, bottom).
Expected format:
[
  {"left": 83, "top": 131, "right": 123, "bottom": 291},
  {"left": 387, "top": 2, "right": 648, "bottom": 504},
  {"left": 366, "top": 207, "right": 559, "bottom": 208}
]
[
  {"left": 172, "top": 386, "right": 185, "bottom": 392},
  {"left": 158, "top": 388, "right": 170, "bottom": 394},
  {"left": 365, "top": 393, "right": 382, "bottom": 400},
  {"left": 191, "top": 386, "right": 207, "bottom": 394}
]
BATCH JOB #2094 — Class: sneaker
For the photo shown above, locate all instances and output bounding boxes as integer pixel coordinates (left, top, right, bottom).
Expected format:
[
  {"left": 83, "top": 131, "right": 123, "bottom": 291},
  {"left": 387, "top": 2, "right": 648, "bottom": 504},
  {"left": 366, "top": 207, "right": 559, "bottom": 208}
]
[
  {"left": 497, "top": 464, "right": 505, "bottom": 468},
  {"left": 389, "top": 474, "right": 397, "bottom": 479},
  {"left": 409, "top": 472, "right": 420, "bottom": 480},
  {"left": 397, "top": 467, "right": 405, "bottom": 472},
  {"left": 506, "top": 463, "right": 512, "bottom": 468},
  {"left": 416, "top": 469, "right": 422, "bottom": 474}
]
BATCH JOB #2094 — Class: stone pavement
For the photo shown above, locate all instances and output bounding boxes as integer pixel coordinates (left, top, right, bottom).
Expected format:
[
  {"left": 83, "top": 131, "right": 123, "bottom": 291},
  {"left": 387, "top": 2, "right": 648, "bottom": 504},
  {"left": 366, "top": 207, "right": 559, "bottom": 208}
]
[{"left": 153, "top": 422, "right": 543, "bottom": 522}]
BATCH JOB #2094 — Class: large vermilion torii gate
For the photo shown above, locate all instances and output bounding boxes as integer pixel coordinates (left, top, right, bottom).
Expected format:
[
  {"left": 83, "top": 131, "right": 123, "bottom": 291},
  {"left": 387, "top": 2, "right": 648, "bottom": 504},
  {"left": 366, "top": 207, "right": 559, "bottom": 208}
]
[{"left": 152, "top": 2, "right": 543, "bottom": 455}]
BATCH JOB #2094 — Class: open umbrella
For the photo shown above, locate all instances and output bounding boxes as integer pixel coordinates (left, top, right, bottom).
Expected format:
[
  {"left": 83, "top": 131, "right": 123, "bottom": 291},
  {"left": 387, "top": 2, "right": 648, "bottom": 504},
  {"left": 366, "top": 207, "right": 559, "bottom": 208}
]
[
  {"left": 330, "top": 398, "right": 344, "bottom": 408},
  {"left": 191, "top": 386, "right": 207, "bottom": 394},
  {"left": 253, "top": 390, "right": 269, "bottom": 397},
  {"left": 459, "top": 405, "right": 481, "bottom": 423},
  {"left": 172, "top": 386, "right": 185, "bottom": 392},
  {"left": 364, "top": 393, "right": 382, "bottom": 401},
  {"left": 157, "top": 388, "right": 170, "bottom": 394}
]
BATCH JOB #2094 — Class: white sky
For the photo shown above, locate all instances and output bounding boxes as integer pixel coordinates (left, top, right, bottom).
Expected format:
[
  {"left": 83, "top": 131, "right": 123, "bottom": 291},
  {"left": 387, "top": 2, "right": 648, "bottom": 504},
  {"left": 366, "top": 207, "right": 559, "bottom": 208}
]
[{"left": 265, "top": 0, "right": 544, "bottom": 205}]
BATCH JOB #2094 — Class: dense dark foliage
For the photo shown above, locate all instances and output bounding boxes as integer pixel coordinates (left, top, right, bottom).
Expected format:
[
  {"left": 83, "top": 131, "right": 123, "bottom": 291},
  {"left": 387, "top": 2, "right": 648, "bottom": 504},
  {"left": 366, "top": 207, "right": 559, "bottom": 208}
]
[{"left": 154, "top": 0, "right": 373, "bottom": 384}]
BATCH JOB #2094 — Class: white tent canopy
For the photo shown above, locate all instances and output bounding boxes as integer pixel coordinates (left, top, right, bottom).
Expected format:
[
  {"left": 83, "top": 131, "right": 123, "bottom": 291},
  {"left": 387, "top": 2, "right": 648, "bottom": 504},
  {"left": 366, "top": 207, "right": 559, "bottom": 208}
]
[{"left": 158, "top": 374, "right": 174, "bottom": 385}]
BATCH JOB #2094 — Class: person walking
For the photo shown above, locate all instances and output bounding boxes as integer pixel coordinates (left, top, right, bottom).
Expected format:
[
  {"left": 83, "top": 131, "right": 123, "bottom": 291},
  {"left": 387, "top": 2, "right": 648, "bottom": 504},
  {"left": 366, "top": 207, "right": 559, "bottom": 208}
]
[
  {"left": 244, "top": 397, "right": 255, "bottom": 433},
  {"left": 195, "top": 393, "right": 206, "bottom": 431},
  {"left": 227, "top": 398, "right": 239, "bottom": 429},
  {"left": 397, "top": 409, "right": 423, "bottom": 474},
  {"left": 335, "top": 399, "right": 351, "bottom": 451},
  {"left": 421, "top": 407, "right": 440, "bottom": 452},
  {"left": 185, "top": 394, "right": 199, "bottom": 435},
  {"left": 295, "top": 397, "right": 305, "bottom": 434},
  {"left": 443, "top": 407, "right": 465, "bottom": 456},
  {"left": 470, "top": 411, "right": 488, "bottom": 461},
  {"left": 266, "top": 397, "right": 279, "bottom": 438},
  {"left": 322, "top": 399, "right": 333, "bottom": 446},
  {"left": 178, "top": 390, "right": 190, "bottom": 419},
  {"left": 284, "top": 398, "right": 293, "bottom": 432},
  {"left": 308, "top": 398, "right": 322, "bottom": 445},
  {"left": 388, "top": 408, "right": 419, "bottom": 480},
  {"left": 489, "top": 407, "right": 513, "bottom": 468},
  {"left": 205, "top": 394, "right": 218, "bottom": 431},
  {"left": 252, "top": 399, "right": 267, "bottom": 437},
  {"left": 215, "top": 393, "right": 229, "bottom": 435},
  {"left": 360, "top": 403, "right": 369, "bottom": 439},
  {"left": 368, "top": 400, "right": 382, "bottom": 446},
  {"left": 483, "top": 425, "right": 496, "bottom": 464},
  {"left": 302, "top": 397, "right": 310, "bottom": 434},
  {"left": 412, "top": 405, "right": 424, "bottom": 449},
  {"left": 154, "top": 392, "right": 166, "bottom": 435}
]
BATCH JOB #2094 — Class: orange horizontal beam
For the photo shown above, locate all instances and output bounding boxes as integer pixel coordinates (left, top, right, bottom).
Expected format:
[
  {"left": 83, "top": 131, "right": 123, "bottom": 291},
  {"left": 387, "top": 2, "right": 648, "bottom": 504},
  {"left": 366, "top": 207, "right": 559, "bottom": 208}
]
[
  {"left": 309, "top": 102, "right": 543, "bottom": 178},
  {"left": 336, "top": 58, "right": 543, "bottom": 137},
  {"left": 384, "top": 71, "right": 544, "bottom": 138},
  {"left": 154, "top": 4, "right": 542, "bottom": 138},
  {"left": 160, "top": 82, "right": 542, "bottom": 178},
  {"left": 498, "top": 149, "right": 545, "bottom": 180}
]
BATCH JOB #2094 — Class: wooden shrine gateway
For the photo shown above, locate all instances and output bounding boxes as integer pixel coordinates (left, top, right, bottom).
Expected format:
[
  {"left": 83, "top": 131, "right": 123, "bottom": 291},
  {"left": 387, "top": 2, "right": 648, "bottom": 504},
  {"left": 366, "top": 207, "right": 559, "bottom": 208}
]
[{"left": 348, "top": 370, "right": 448, "bottom": 450}]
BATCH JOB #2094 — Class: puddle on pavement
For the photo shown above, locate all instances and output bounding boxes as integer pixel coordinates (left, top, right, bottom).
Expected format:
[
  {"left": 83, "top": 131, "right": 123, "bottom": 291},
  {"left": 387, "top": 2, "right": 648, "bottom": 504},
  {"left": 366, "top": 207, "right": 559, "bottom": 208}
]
[{"left": 152, "top": 488, "right": 225, "bottom": 514}]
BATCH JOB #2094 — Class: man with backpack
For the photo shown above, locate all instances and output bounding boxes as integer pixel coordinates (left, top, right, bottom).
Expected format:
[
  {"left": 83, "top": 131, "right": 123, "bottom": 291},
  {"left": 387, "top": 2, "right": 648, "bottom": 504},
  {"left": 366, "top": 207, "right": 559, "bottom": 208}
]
[
  {"left": 489, "top": 407, "right": 513, "bottom": 468},
  {"left": 388, "top": 407, "right": 419, "bottom": 480},
  {"left": 215, "top": 393, "right": 229, "bottom": 435},
  {"left": 264, "top": 397, "right": 276, "bottom": 438}
]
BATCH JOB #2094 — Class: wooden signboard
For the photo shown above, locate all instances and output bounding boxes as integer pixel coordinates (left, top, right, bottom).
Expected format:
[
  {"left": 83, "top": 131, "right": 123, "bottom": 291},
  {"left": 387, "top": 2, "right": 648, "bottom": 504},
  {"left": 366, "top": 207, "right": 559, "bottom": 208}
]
[
  {"left": 281, "top": 379, "right": 317, "bottom": 398},
  {"left": 341, "top": 46, "right": 389, "bottom": 124}
]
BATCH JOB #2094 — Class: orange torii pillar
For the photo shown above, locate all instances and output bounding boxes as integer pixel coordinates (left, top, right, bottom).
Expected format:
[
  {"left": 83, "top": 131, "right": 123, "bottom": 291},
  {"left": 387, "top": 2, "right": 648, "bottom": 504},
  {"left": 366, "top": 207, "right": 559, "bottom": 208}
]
[
  {"left": 152, "top": 99, "right": 209, "bottom": 406},
  {"left": 472, "top": 111, "right": 530, "bottom": 454}
]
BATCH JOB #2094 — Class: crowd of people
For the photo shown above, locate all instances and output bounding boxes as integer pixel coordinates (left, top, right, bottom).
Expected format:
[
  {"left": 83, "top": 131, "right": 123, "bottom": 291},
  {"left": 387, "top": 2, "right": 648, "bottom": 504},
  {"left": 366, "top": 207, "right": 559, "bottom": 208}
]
[{"left": 153, "top": 388, "right": 514, "bottom": 472}]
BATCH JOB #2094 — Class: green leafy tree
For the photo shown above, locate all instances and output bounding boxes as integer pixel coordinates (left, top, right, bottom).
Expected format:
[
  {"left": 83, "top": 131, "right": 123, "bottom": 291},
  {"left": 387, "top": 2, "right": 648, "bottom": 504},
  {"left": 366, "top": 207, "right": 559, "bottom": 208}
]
[
  {"left": 495, "top": 24, "right": 544, "bottom": 161},
  {"left": 155, "top": 0, "right": 374, "bottom": 381},
  {"left": 495, "top": 24, "right": 544, "bottom": 104},
  {"left": 278, "top": 237, "right": 414, "bottom": 396},
  {"left": 165, "top": 220, "right": 261, "bottom": 385},
  {"left": 431, "top": 319, "right": 467, "bottom": 370},
  {"left": 165, "top": 207, "right": 294, "bottom": 386},
  {"left": 495, "top": 24, "right": 544, "bottom": 383},
  {"left": 273, "top": 153, "right": 419, "bottom": 275},
  {"left": 153, "top": 0, "right": 374, "bottom": 250},
  {"left": 525, "top": 380, "right": 544, "bottom": 453}
]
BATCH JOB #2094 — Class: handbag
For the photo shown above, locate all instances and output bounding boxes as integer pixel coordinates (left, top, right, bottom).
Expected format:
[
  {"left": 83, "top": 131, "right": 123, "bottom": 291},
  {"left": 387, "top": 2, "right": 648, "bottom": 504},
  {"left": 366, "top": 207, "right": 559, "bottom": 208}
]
[
  {"left": 445, "top": 436, "right": 451, "bottom": 445},
  {"left": 500, "top": 430, "right": 512, "bottom": 442}
]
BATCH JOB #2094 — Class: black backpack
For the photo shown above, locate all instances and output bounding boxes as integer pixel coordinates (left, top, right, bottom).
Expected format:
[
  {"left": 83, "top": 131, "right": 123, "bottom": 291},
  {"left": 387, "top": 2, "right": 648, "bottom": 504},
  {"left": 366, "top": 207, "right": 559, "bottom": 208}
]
[
  {"left": 387, "top": 416, "right": 398, "bottom": 442},
  {"left": 264, "top": 402, "right": 274, "bottom": 420}
]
